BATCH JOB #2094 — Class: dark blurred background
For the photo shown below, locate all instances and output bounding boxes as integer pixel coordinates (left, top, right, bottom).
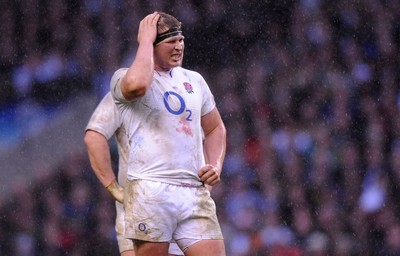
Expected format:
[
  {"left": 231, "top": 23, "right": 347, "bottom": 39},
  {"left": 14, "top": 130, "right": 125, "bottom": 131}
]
[{"left": 1, "top": 0, "right": 400, "bottom": 255}]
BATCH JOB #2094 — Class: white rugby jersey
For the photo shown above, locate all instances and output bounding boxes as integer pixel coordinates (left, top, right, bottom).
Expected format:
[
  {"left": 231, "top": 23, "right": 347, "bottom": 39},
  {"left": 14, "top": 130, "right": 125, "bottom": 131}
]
[
  {"left": 110, "top": 67, "right": 216, "bottom": 186},
  {"left": 85, "top": 92, "right": 130, "bottom": 187}
]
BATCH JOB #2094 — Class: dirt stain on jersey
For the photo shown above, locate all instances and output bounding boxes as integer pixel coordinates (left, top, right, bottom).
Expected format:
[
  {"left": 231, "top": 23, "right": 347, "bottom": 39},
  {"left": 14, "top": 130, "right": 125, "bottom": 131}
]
[{"left": 176, "top": 119, "right": 193, "bottom": 136}]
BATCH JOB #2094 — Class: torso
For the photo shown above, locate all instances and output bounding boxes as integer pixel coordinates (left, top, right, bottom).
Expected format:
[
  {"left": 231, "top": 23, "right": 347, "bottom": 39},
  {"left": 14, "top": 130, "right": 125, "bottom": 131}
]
[{"left": 111, "top": 67, "right": 215, "bottom": 186}]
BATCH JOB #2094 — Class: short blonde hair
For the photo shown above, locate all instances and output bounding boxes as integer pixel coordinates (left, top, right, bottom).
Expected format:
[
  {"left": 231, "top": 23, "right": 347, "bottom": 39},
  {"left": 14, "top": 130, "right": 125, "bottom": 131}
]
[{"left": 157, "top": 12, "right": 182, "bottom": 33}]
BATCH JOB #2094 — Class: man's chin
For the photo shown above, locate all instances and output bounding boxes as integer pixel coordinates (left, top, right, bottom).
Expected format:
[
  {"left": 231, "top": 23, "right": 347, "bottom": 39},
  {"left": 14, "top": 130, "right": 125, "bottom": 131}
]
[{"left": 171, "top": 61, "right": 182, "bottom": 67}]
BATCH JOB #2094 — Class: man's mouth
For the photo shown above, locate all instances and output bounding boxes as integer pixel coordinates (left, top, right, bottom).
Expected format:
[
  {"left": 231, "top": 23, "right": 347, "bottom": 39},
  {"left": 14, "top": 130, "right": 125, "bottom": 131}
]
[{"left": 171, "top": 54, "right": 181, "bottom": 61}]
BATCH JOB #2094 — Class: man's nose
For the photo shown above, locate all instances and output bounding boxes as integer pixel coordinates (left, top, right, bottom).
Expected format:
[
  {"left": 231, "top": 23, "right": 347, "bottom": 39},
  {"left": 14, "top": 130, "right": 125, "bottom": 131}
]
[{"left": 175, "top": 41, "right": 183, "bottom": 50}]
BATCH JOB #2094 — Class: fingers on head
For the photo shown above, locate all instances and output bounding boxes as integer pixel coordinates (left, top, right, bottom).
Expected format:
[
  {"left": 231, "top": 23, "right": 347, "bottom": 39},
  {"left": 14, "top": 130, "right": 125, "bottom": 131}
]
[{"left": 151, "top": 12, "right": 160, "bottom": 23}]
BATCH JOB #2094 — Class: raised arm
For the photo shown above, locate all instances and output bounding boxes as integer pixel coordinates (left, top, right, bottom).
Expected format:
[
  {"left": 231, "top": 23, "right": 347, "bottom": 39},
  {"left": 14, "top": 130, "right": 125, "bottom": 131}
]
[{"left": 121, "top": 12, "right": 159, "bottom": 100}]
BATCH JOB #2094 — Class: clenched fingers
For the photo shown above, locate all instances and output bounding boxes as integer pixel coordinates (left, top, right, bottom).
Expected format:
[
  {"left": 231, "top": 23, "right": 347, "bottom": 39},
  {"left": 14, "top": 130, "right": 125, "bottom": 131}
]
[{"left": 198, "top": 164, "right": 221, "bottom": 186}]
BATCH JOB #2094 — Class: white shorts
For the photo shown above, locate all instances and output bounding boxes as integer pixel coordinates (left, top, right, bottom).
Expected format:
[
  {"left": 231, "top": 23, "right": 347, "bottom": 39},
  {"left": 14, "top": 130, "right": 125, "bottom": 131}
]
[
  {"left": 115, "top": 201, "right": 184, "bottom": 255},
  {"left": 124, "top": 180, "right": 223, "bottom": 249},
  {"left": 115, "top": 201, "right": 133, "bottom": 253}
]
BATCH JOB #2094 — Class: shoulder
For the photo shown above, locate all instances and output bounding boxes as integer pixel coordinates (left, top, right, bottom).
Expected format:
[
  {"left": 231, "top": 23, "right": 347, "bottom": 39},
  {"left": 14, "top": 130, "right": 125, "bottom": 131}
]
[
  {"left": 176, "top": 67, "right": 201, "bottom": 77},
  {"left": 86, "top": 92, "right": 121, "bottom": 137},
  {"left": 92, "top": 92, "right": 119, "bottom": 118},
  {"left": 110, "top": 68, "right": 129, "bottom": 102},
  {"left": 98, "top": 92, "right": 116, "bottom": 108}
]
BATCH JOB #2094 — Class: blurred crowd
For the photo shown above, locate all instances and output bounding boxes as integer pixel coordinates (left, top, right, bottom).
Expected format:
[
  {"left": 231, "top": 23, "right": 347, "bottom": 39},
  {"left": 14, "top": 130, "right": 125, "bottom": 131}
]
[{"left": 1, "top": 0, "right": 400, "bottom": 255}]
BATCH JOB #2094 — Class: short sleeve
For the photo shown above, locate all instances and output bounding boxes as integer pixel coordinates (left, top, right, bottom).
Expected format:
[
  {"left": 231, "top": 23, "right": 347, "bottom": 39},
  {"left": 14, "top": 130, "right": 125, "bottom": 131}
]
[
  {"left": 199, "top": 74, "right": 216, "bottom": 116},
  {"left": 85, "top": 93, "right": 121, "bottom": 140},
  {"left": 110, "top": 68, "right": 129, "bottom": 103}
]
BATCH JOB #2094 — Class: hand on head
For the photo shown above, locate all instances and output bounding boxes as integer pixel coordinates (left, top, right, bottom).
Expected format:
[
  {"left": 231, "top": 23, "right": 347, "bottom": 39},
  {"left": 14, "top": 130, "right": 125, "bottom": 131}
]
[{"left": 137, "top": 11, "right": 160, "bottom": 44}]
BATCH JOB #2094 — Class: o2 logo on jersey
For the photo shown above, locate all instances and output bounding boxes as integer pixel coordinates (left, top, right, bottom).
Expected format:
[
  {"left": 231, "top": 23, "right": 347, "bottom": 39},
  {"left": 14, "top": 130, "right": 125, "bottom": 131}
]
[{"left": 163, "top": 91, "right": 192, "bottom": 121}]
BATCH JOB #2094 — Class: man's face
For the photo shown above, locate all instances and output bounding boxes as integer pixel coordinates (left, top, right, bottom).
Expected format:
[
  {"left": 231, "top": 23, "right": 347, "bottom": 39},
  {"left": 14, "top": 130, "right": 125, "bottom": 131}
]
[{"left": 154, "top": 34, "right": 185, "bottom": 71}]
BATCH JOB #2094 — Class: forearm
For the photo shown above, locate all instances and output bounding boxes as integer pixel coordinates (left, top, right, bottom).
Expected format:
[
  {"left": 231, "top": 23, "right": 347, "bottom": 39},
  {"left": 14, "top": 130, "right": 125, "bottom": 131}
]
[
  {"left": 84, "top": 131, "right": 116, "bottom": 187},
  {"left": 203, "top": 123, "right": 226, "bottom": 173},
  {"left": 199, "top": 123, "right": 226, "bottom": 188}
]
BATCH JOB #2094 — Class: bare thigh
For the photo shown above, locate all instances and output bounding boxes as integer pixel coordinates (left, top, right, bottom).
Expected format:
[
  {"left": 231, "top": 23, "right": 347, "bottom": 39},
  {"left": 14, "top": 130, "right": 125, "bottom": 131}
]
[
  {"left": 134, "top": 241, "right": 169, "bottom": 256},
  {"left": 121, "top": 244, "right": 182, "bottom": 256},
  {"left": 121, "top": 250, "right": 135, "bottom": 256},
  {"left": 184, "top": 240, "right": 225, "bottom": 256}
]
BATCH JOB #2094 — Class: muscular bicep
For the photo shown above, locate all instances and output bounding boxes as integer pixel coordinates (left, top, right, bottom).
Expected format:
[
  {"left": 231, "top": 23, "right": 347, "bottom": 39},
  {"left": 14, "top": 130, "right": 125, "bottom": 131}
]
[
  {"left": 201, "top": 107, "right": 226, "bottom": 174},
  {"left": 201, "top": 108, "right": 225, "bottom": 137}
]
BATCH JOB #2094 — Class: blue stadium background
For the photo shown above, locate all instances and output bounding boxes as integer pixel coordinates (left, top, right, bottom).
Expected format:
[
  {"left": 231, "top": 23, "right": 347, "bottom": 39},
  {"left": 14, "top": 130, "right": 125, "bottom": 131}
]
[{"left": 1, "top": 0, "right": 400, "bottom": 255}]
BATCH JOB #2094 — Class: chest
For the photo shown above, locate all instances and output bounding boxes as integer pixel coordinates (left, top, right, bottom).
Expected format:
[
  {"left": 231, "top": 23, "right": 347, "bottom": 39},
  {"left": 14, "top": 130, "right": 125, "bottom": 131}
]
[{"left": 145, "top": 75, "right": 203, "bottom": 120}]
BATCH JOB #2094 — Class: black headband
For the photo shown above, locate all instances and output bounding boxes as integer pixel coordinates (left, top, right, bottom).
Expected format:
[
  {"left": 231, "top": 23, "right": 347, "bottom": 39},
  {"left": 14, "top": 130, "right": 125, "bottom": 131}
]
[{"left": 154, "top": 27, "right": 183, "bottom": 45}]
